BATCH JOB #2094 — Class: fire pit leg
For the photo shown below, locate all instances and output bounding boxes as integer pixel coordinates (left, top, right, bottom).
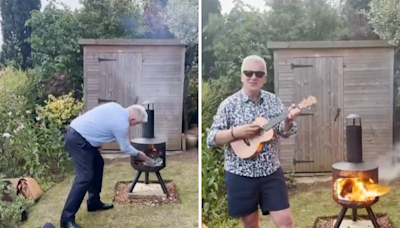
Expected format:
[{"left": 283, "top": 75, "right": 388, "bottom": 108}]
[
  {"left": 352, "top": 208, "right": 357, "bottom": 221},
  {"left": 365, "top": 207, "right": 380, "bottom": 228},
  {"left": 127, "top": 171, "right": 142, "bottom": 193},
  {"left": 333, "top": 206, "right": 348, "bottom": 228},
  {"left": 155, "top": 171, "right": 168, "bottom": 196},
  {"left": 145, "top": 172, "right": 149, "bottom": 184}
]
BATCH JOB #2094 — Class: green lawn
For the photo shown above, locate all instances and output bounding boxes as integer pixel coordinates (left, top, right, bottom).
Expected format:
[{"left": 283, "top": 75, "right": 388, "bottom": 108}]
[
  {"left": 21, "top": 152, "right": 199, "bottom": 228},
  {"left": 234, "top": 180, "right": 400, "bottom": 228}
]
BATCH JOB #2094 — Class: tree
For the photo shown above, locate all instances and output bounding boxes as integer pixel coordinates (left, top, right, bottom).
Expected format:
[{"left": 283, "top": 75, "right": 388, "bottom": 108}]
[
  {"left": 0, "top": 0, "right": 41, "bottom": 69},
  {"left": 142, "top": 0, "right": 175, "bottom": 39},
  {"left": 340, "top": 0, "right": 379, "bottom": 40},
  {"left": 27, "top": 2, "right": 83, "bottom": 96},
  {"left": 163, "top": 0, "right": 198, "bottom": 44},
  {"left": 265, "top": 0, "right": 346, "bottom": 42},
  {"left": 76, "top": 0, "right": 146, "bottom": 39},
  {"left": 201, "top": 0, "right": 221, "bottom": 80},
  {"left": 204, "top": 3, "right": 271, "bottom": 87},
  {"left": 367, "top": 0, "right": 400, "bottom": 46},
  {"left": 205, "top": 0, "right": 345, "bottom": 80},
  {"left": 163, "top": 0, "right": 199, "bottom": 131}
]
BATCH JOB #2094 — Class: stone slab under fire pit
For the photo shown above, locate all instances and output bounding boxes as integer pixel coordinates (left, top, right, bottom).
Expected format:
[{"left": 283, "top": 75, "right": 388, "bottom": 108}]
[
  {"left": 314, "top": 215, "right": 394, "bottom": 228},
  {"left": 332, "top": 219, "right": 376, "bottom": 228},
  {"left": 128, "top": 182, "right": 166, "bottom": 199},
  {"left": 114, "top": 181, "right": 181, "bottom": 206}
]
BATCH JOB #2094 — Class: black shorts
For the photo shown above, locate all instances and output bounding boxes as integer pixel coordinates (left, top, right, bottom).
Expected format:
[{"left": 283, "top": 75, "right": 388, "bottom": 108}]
[{"left": 225, "top": 167, "right": 290, "bottom": 217}]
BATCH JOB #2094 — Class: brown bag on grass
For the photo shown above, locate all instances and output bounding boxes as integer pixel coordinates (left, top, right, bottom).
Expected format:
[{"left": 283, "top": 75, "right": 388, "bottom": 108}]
[{"left": 3, "top": 177, "right": 43, "bottom": 201}]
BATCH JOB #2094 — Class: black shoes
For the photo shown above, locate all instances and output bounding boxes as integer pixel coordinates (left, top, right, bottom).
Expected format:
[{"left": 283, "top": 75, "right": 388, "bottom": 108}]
[
  {"left": 60, "top": 221, "right": 81, "bottom": 228},
  {"left": 59, "top": 203, "right": 113, "bottom": 228},
  {"left": 87, "top": 202, "right": 114, "bottom": 212}
]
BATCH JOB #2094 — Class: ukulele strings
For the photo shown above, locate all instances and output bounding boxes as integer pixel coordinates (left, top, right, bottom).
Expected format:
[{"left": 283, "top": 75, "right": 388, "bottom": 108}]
[{"left": 259, "top": 104, "right": 300, "bottom": 131}]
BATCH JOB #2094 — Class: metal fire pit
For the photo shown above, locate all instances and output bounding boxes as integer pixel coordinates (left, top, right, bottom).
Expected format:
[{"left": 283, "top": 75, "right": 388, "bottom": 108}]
[
  {"left": 128, "top": 101, "right": 169, "bottom": 196},
  {"left": 331, "top": 114, "right": 380, "bottom": 228},
  {"left": 130, "top": 138, "right": 166, "bottom": 172}
]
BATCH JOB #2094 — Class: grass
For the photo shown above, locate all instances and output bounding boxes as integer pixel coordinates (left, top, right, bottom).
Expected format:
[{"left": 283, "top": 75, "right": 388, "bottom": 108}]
[
  {"left": 21, "top": 152, "right": 199, "bottom": 228},
  {"left": 232, "top": 180, "right": 400, "bottom": 228}
]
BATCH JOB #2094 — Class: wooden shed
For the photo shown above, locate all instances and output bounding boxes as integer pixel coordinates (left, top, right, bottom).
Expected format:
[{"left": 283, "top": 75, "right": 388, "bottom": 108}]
[
  {"left": 267, "top": 40, "right": 395, "bottom": 173},
  {"left": 79, "top": 39, "right": 186, "bottom": 151}
]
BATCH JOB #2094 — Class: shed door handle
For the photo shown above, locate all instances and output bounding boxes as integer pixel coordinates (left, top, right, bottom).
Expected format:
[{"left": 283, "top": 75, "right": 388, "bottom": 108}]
[
  {"left": 98, "top": 98, "right": 116, "bottom": 104},
  {"left": 334, "top": 108, "right": 341, "bottom": 122}
]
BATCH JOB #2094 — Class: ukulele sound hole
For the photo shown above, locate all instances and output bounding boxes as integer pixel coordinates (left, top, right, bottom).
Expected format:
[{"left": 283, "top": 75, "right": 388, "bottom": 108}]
[{"left": 243, "top": 138, "right": 250, "bottom": 146}]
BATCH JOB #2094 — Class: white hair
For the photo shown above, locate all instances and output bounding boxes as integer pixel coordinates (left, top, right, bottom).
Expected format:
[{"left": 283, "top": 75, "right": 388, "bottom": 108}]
[
  {"left": 126, "top": 105, "right": 148, "bottom": 122},
  {"left": 241, "top": 55, "right": 267, "bottom": 73}
]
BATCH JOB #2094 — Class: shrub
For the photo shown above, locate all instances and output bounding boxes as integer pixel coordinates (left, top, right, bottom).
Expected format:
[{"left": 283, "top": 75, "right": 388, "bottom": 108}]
[
  {"left": 36, "top": 92, "right": 83, "bottom": 129},
  {"left": 202, "top": 77, "right": 238, "bottom": 227},
  {"left": 0, "top": 176, "right": 34, "bottom": 228},
  {"left": 0, "top": 68, "right": 72, "bottom": 182},
  {"left": 187, "top": 70, "right": 198, "bottom": 123},
  {"left": 0, "top": 68, "right": 37, "bottom": 178},
  {"left": 0, "top": 67, "right": 41, "bottom": 109},
  {"left": 41, "top": 73, "right": 73, "bottom": 101}
]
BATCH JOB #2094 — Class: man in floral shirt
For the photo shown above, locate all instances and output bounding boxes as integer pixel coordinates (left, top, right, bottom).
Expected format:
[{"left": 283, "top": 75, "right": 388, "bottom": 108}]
[{"left": 207, "top": 55, "right": 300, "bottom": 228}]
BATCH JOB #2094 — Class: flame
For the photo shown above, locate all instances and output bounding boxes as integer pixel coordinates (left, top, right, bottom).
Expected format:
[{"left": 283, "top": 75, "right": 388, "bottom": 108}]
[
  {"left": 334, "top": 178, "right": 390, "bottom": 201},
  {"left": 147, "top": 144, "right": 161, "bottom": 158}
]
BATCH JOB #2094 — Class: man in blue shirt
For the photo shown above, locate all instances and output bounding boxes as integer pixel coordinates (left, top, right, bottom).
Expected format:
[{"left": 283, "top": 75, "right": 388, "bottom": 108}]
[{"left": 60, "top": 102, "right": 156, "bottom": 228}]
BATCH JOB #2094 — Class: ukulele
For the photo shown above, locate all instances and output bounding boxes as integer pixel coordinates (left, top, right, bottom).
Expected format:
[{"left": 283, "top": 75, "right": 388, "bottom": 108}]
[{"left": 230, "top": 96, "right": 317, "bottom": 159}]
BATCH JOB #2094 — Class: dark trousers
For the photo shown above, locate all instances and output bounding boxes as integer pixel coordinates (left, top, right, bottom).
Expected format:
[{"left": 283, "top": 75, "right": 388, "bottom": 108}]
[{"left": 60, "top": 128, "right": 104, "bottom": 222}]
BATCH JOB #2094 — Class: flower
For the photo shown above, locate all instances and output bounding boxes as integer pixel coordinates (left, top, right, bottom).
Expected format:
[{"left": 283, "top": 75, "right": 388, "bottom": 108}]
[{"left": 2, "top": 133, "right": 11, "bottom": 138}]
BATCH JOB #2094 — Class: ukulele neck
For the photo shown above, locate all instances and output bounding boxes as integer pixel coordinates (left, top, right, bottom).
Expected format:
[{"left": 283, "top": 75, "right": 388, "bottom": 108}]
[
  {"left": 261, "top": 105, "right": 302, "bottom": 131},
  {"left": 260, "top": 112, "right": 288, "bottom": 131}
]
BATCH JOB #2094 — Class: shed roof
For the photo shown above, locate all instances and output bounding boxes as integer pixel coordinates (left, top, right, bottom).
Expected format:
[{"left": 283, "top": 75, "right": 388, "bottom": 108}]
[
  {"left": 267, "top": 40, "right": 394, "bottom": 50},
  {"left": 79, "top": 39, "right": 185, "bottom": 46}
]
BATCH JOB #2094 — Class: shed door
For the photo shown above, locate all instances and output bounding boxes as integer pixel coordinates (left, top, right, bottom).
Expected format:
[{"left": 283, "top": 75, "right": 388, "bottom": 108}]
[
  {"left": 98, "top": 52, "right": 143, "bottom": 151},
  {"left": 292, "top": 57, "right": 344, "bottom": 172}
]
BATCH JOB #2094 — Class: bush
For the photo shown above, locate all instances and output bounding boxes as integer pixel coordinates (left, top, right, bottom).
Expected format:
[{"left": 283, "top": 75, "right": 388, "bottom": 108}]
[
  {"left": 0, "top": 177, "right": 34, "bottom": 228},
  {"left": 202, "top": 77, "right": 238, "bottom": 227},
  {"left": 36, "top": 92, "right": 83, "bottom": 129},
  {"left": 187, "top": 70, "right": 199, "bottom": 123},
  {"left": 0, "top": 67, "right": 41, "bottom": 110},
  {"left": 0, "top": 68, "right": 39, "bottom": 178},
  {"left": 0, "top": 68, "right": 73, "bottom": 182}
]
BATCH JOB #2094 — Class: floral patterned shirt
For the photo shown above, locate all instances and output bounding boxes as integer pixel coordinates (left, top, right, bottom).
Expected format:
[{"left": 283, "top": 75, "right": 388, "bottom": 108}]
[{"left": 206, "top": 89, "right": 297, "bottom": 177}]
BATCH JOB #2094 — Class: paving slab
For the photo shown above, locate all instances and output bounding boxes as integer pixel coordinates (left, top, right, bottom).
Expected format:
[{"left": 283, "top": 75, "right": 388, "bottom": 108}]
[
  {"left": 332, "top": 219, "right": 374, "bottom": 228},
  {"left": 128, "top": 182, "right": 166, "bottom": 199}
]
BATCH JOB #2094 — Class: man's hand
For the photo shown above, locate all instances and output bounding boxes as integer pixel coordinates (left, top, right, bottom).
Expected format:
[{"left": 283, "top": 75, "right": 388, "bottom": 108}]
[
  {"left": 233, "top": 124, "right": 260, "bottom": 138},
  {"left": 283, "top": 104, "right": 299, "bottom": 132},
  {"left": 286, "top": 104, "right": 300, "bottom": 122},
  {"left": 136, "top": 151, "right": 153, "bottom": 163}
]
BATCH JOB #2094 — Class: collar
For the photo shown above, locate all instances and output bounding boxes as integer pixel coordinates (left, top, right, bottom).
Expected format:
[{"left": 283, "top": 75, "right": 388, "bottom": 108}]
[{"left": 239, "top": 88, "right": 265, "bottom": 104}]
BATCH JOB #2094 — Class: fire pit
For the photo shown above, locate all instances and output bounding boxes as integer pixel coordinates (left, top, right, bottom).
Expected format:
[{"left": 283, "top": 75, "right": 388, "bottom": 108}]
[
  {"left": 128, "top": 101, "right": 168, "bottom": 196},
  {"left": 331, "top": 114, "right": 390, "bottom": 228}
]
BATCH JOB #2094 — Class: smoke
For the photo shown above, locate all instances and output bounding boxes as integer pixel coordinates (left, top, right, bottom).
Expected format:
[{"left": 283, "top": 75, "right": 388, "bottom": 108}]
[
  {"left": 376, "top": 143, "right": 400, "bottom": 183},
  {"left": 119, "top": 1, "right": 175, "bottom": 39}
]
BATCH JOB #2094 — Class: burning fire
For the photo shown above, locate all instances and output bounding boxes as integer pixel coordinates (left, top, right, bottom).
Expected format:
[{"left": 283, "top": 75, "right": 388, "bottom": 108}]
[
  {"left": 148, "top": 144, "right": 161, "bottom": 158},
  {"left": 334, "top": 178, "right": 390, "bottom": 201}
]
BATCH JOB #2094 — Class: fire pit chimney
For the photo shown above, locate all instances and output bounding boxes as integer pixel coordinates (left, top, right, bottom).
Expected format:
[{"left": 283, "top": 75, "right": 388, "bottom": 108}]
[
  {"left": 346, "top": 114, "right": 363, "bottom": 163},
  {"left": 142, "top": 101, "right": 155, "bottom": 139}
]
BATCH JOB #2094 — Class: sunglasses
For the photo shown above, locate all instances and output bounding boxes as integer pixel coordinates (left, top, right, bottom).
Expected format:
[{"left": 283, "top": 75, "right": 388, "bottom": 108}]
[{"left": 243, "top": 71, "right": 265, "bottom": 78}]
